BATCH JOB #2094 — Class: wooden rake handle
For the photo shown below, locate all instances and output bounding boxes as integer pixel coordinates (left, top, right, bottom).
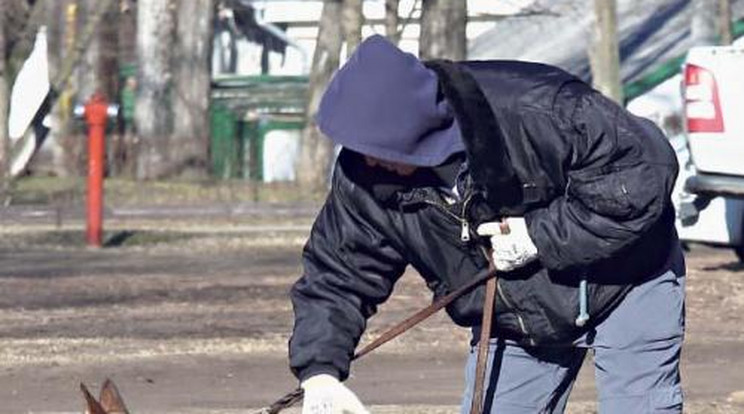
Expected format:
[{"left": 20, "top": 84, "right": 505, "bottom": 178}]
[
  {"left": 253, "top": 266, "right": 497, "bottom": 414},
  {"left": 470, "top": 260, "right": 498, "bottom": 414}
]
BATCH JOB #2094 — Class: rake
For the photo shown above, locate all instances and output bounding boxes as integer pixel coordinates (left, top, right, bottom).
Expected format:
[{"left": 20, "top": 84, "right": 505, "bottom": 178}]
[{"left": 252, "top": 264, "right": 497, "bottom": 414}]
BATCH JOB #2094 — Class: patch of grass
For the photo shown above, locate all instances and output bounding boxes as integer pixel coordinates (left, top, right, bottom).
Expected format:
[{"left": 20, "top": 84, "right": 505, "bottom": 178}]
[
  {"left": 8, "top": 176, "right": 322, "bottom": 206},
  {"left": 8, "top": 229, "right": 198, "bottom": 248},
  {"left": 104, "top": 230, "right": 198, "bottom": 247},
  {"left": 9, "top": 176, "right": 86, "bottom": 205},
  {"left": 19, "top": 229, "right": 87, "bottom": 246}
]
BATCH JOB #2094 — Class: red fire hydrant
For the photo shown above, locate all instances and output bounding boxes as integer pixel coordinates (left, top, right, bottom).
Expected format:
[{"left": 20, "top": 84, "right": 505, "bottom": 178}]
[{"left": 79, "top": 93, "right": 117, "bottom": 247}]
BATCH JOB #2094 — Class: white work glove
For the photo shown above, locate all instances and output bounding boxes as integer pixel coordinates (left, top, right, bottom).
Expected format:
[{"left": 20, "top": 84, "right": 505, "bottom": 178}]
[
  {"left": 301, "top": 374, "right": 369, "bottom": 414},
  {"left": 476, "top": 217, "right": 538, "bottom": 272}
]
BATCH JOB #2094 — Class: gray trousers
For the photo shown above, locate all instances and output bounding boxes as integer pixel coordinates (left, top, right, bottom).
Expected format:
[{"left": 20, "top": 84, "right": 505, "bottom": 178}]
[{"left": 460, "top": 257, "right": 685, "bottom": 413}]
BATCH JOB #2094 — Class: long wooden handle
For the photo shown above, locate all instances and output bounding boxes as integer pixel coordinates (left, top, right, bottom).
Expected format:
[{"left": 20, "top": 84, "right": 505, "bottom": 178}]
[
  {"left": 253, "top": 267, "right": 497, "bottom": 414},
  {"left": 353, "top": 267, "right": 494, "bottom": 361},
  {"left": 470, "top": 275, "right": 498, "bottom": 414}
]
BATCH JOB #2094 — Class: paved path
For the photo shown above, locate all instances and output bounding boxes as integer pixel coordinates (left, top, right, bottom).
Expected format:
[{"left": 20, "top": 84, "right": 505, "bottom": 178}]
[{"left": 1, "top": 219, "right": 743, "bottom": 413}]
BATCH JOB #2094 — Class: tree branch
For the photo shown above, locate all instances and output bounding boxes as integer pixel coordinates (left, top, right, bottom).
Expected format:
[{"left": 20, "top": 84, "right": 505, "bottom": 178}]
[
  {"left": 8, "top": 0, "right": 48, "bottom": 83},
  {"left": 50, "top": 0, "right": 116, "bottom": 93}
]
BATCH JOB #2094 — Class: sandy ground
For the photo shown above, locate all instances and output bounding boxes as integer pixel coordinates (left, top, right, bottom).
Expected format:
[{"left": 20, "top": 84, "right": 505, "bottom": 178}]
[{"left": 1, "top": 219, "right": 744, "bottom": 414}]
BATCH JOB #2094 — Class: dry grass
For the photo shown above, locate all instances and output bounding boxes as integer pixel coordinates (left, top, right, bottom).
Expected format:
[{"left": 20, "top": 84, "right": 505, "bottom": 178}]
[
  {"left": 0, "top": 337, "right": 288, "bottom": 367},
  {"left": 9, "top": 176, "right": 320, "bottom": 206},
  {"left": 0, "top": 228, "right": 310, "bottom": 252},
  {"left": 0, "top": 330, "right": 471, "bottom": 369}
]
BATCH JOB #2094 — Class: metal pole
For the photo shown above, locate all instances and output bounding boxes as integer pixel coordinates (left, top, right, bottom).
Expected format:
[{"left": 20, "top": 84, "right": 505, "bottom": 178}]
[{"left": 84, "top": 93, "right": 109, "bottom": 247}]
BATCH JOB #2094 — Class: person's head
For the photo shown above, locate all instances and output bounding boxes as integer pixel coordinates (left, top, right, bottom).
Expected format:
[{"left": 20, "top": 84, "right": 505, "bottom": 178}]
[{"left": 316, "top": 35, "right": 463, "bottom": 172}]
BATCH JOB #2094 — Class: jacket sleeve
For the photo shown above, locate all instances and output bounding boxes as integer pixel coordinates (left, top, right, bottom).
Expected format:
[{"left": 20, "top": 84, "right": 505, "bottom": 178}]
[
  {"left": 525, "top": 86, "right": 678, "bottom": 272},
  {"left": 289, "top": 181, "right": 408, "bottom": 381}
]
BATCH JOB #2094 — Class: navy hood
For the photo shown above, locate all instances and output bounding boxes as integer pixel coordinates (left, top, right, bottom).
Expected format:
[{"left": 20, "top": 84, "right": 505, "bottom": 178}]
[{"left": 316, "top": 35, "right": 464, "bottom": 167}]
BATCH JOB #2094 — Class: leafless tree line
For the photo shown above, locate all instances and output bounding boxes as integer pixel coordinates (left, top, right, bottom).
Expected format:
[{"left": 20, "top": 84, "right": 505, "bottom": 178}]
[
  {"left": 0, "top": 0, "right": 214, "bottom": 187},
  {"left": 591, "top": 0, "right": 736, "bottom": 104},
  {"left": 0, "top": 0, "right": 466, "bottom": 192},
  {"left": 0, "top": 0, "right": 738, "bottom": 197},
  {"left": 135, "top": 0, "right": 214, "bottom": 179}
]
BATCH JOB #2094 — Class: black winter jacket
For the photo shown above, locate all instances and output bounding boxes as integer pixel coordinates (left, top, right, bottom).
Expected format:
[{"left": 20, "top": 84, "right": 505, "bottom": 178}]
[{"left": 289, "top": 60, "right": 681, "bottom": 382}]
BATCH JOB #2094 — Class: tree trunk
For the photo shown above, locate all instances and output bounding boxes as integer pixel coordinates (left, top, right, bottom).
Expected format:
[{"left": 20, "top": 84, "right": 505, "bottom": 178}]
[
  {"left": 296, "top": 0, "right": 343, "bottom": 193},
  {"left": 77, "top": 0, "right": 101, "bottom": 102},
  {"left": 589, "top": 0, "right": 623, "bottom": 104},
  {"left": 112, "top": 0, "right": 138, "bottom": 177},
  {"left": 99, "top": 2, "right": 119, "bottom": 101},
  {"left": 719, "top": 0, "right": 733, "bottom": 45},
  {"left": 341, "top": 0, "right": 363, "bottom": 56},
  {"left": 419, "top": 0, "right": 467, "bottom": 60},
  {"left": 135, "top": 0, "right": 175, "bottom": 179},
  {"left": 171, "top": 0, "right": 214, "bottom": 178},
  {"left": 46, "top": 0, "right": 71, "bottom": 177},
  {"left": 47, "top": 0, "right": 84, "bottom": 177},
  {"left": 71, "top": 0, "right": 119, "bottom": 175},
  {"left": 99, "top": 0, "right": 121, "bottom": 176},
  {"left": 692, "top": 0, "right": 718, "bottom": 46},
  {"left": 385, "top": 0, "right": 400, "bottom": 45},
  {"left": 0, "top": 1, "right": 10, "bottom": 200},
  {"left": 8, "top": 0, "right": 47, "bottom": 82},
  {"left": 119, "top": 0, "right": 138, "bottom": 64},
  {"left": 0, "top": 0, "right": 114, "bottom": 179},
  {"left": 69, "top": 0, "right": 90, "bottom": 176},
  {"left": 1, "top": 0, "right": 38, "bottom": 196}
]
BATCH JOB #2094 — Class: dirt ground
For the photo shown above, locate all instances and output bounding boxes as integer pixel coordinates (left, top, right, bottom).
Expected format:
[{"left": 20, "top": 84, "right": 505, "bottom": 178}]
[{"left": 1, "top": 212, "right": 744, "bottom": 414}]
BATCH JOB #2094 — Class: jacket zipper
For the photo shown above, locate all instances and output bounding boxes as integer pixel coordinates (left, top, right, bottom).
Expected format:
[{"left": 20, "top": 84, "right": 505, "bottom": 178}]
[
  {"left": 459, "top": 194, "right": 474, "bottom": 241},
  {"left": 424, "top": 192, "right": 475, "bottom": 242},
  {"left": 425, "top": 190, "right": 534, "bottom": 345}
]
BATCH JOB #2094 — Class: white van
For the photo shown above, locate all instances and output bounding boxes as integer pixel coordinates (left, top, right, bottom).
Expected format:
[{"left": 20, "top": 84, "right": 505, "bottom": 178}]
[
  {"left": 684, "top": 45, "right": 744, "bottom": 195},
  {"left": 680, "top": 45, "right": 744, "bottom": 261}
]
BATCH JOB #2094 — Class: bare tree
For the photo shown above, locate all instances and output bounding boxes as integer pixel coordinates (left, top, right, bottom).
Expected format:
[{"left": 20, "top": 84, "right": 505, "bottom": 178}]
[
  {"left": 77, "top": 0, "right": 100, "bottom": 101},
  {"left": 119, "top": 0, "right": 138, "bottom": 64},
  {"left": 171, "top": 0, "right": 214, "bottom": 178},
  {"left": 7, "top": 0, "right": 47, "bottom": 79},
  {"left": 692, "top": 0, "right": 718, "bottom": 46},
  {"left": 385, "top": 0, "right": 400, "bottom": 45},
  {"left": 135, "top": 0, "right": 175, "bottom": 179},
  {"left": 0, "top": 1, "right": 10, "bottom": 199},
  {"left": 97, "top": 0, "right": 123, "bottom": 176},
  {"left": 45, "top": 0, "right": 116, "bottom": 177},
  {"left": 719, "top": 0, "right": 733, "bottom": 45},
  {"left": 1, "top": 0, "right": 39, "bottom": 197},
  {"left": 419, "top": 0, "right": 466, "bottom": 60},
  {"left": 110, "top": 0, "right": 138, "bottom": 177},
  {"left": 589, "top": 0, "right": 623, "bottom": 104},
  {"left": 1, "top": 0, "right": 114, "bottom": 181},
  {"left": 63, "top": 0, "right": 119, "bottom": 176},
  {"left": 46, "top": 0, "right": 73, "bottom": 177},
  {"left": 296, "top": 0, "right": 344, "bottom": 193},
  {"left": 341, "top": 0, "right": 363, "bottom": 55}
]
